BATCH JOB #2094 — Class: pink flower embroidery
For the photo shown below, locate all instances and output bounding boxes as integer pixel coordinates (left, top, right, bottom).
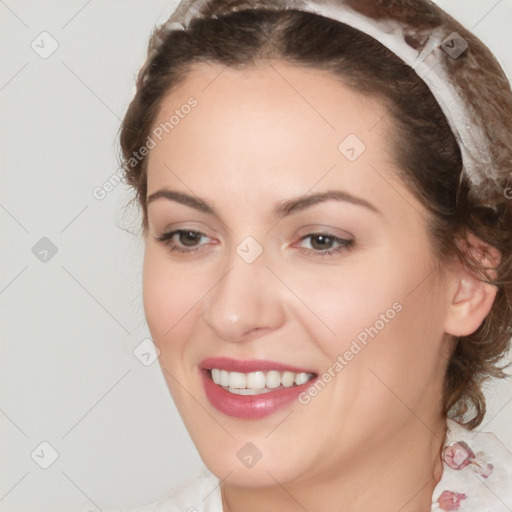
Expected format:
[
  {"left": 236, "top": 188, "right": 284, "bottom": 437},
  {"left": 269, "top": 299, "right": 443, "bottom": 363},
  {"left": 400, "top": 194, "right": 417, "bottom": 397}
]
[
  {"left": 472, "top": 451, "right": 494, "bottom": 479},
  {"left": 443, "top": 441, "right": 474, "bottom": 470},
  {"left": 437, "top": 490, "right": 467, "bottom": 510},
  {"left": 442, "top": 441, "right": 494, "bottom": 478}
]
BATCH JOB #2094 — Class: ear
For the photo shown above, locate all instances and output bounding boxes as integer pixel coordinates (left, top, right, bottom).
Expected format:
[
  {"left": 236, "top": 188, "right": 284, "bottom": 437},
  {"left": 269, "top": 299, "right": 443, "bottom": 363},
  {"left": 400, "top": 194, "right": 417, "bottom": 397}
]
[{"left": 444, "top": 233, "right": 500, "bottom": 337}]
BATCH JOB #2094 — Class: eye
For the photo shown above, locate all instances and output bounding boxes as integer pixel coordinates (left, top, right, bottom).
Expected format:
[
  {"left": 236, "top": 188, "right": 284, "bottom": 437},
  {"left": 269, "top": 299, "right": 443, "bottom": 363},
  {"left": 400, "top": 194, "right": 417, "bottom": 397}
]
[
  {"left": 297, "top": 233, "right": 354, "bottom": 255},
  {"left": 155, "top": 229, "right": 214, "bottom": 254}
]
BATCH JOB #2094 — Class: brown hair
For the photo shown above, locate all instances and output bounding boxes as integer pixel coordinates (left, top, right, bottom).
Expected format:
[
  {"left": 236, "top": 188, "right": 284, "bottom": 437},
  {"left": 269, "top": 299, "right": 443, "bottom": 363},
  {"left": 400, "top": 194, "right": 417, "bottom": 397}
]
[{"left": 119, "top": 0, "right": 512, "bottom": 428}]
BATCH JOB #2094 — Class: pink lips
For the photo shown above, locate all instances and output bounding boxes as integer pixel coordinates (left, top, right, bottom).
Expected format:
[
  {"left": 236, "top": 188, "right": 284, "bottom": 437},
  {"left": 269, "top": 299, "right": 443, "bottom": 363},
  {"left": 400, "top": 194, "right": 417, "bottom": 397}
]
[
  {"left": 199, "top": 357, "right": 318, "bottom": 419},
  {"left": 200, "top": 357, "right": 317, "bottom": 374}
]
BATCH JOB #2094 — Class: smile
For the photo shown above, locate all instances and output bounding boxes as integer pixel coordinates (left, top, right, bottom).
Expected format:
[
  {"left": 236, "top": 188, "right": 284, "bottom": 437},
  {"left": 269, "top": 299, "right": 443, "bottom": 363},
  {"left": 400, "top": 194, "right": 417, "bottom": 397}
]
[
  {"left": 200, "top": 358, "right": 318, "bottom": 418},
  {"left": 210, "top": 369, "right": 315, "bottom": 395}
]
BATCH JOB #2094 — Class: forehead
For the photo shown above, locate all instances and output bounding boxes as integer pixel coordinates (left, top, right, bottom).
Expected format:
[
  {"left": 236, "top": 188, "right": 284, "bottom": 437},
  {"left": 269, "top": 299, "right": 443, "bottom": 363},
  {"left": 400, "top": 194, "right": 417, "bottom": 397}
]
[
  {"left": 150, "top": 61, "right": 390, "bottom": 145},
  {"left": 146, "top": 61, "right": 399, "bottom": 205}
]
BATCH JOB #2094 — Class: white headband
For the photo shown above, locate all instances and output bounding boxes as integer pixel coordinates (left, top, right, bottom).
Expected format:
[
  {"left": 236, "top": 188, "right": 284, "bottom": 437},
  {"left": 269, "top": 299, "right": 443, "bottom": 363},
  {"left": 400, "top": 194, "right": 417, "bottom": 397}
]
[{"left": 152, "top": 0, "right": 493, "bottom": 193}]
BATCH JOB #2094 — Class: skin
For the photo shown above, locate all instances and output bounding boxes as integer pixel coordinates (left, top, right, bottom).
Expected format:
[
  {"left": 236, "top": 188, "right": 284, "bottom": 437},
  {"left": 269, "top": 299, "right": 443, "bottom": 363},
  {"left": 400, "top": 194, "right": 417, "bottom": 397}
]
[{"left": 142, "top": 60, "right": 497, "bottom": 512}]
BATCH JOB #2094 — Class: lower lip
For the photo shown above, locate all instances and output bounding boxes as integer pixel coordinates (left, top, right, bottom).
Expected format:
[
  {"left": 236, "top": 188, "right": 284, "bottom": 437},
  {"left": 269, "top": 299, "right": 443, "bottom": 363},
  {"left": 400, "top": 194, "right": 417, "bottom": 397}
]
[{"left": 201, "top": 370, "right": 317, "bottom": 419}]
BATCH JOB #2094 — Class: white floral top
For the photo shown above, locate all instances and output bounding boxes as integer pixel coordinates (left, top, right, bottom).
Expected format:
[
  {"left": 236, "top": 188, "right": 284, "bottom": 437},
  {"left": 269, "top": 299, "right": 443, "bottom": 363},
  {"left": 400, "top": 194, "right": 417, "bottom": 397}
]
[
  {"left": 94, "top": 419, "right": 512, "bottom": 512},
  {"left": 431, "top": 419, "right": 512, "bottom": 511}
]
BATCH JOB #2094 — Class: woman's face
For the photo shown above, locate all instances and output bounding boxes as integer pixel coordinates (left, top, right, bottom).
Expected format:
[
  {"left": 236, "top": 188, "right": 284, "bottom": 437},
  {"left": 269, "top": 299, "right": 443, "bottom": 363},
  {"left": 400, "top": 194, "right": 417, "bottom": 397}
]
[{"left": 143, "top": 61, "right": 453, "bottom": 486}]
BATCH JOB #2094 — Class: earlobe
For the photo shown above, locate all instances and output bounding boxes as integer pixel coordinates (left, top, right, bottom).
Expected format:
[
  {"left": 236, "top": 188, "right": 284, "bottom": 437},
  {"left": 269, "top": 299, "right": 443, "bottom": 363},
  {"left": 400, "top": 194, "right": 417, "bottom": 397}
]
[{"left": 444, "top": 235, "right": 500, "bottom": 337}]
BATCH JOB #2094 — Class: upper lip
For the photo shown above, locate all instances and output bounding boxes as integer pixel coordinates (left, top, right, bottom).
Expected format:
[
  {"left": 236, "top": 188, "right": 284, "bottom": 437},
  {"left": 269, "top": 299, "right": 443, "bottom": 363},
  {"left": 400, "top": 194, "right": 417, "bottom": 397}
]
[{"left": 199, "top": 357, "right": 317, "bottom": 374}]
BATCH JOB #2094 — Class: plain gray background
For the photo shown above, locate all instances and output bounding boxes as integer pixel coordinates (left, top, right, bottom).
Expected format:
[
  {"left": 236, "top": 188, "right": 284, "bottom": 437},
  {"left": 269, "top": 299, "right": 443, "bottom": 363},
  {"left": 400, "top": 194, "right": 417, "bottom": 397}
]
[{"left": 1, "top": 1, "right": 511, "bottom": 511}]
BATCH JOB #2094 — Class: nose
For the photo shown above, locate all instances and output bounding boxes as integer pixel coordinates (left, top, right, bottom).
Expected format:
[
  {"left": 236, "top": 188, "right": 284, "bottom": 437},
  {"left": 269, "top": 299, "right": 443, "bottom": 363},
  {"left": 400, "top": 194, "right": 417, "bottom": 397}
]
[{"left": 201, "top": 255, "right": 286, "bottom": 343}]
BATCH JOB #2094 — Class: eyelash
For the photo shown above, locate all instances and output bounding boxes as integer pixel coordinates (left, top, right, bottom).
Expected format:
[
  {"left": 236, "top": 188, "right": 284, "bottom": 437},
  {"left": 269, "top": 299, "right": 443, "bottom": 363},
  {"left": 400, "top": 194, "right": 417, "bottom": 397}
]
[
  {"left": 155, "top": 230, "right": 354, "bottom": 256},
  {"left": 296, "top": 233, "right": 354, "bottom": 256},
  {"left": 155, "top": 230, "right": 213, "bottom": 254}
]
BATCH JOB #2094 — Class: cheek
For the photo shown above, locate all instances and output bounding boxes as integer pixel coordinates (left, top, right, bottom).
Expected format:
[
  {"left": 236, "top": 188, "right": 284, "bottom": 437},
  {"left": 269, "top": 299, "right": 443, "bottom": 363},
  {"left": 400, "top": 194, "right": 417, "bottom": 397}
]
[
  {"left": 142, "top": 247, "right": 203, "bottom": 347},
  {"left": 272, "top": 256, "right": 407, "bottom": 358},
  {"left": 288, "top": 269, "right": 447, "bottom": 449},
  {"left": 283, "top": 250, "right": 447, "bottom": 389},
  {"left": 344, "top": 279, "right": 445, "bottom": 421}
]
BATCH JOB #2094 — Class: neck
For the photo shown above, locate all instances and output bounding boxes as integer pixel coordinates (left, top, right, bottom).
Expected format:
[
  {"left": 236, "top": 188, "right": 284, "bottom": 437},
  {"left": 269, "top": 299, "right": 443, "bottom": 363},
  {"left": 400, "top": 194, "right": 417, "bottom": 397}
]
[{"left": 221, "top": 416, "right": 447, "bottom": 512}]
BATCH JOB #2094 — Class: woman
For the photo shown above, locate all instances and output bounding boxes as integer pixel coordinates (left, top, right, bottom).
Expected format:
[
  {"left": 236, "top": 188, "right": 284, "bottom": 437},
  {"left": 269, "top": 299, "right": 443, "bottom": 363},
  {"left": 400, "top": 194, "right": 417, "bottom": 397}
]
[{"left": 117, "top": 0, "right": 512, "bottom": 510}]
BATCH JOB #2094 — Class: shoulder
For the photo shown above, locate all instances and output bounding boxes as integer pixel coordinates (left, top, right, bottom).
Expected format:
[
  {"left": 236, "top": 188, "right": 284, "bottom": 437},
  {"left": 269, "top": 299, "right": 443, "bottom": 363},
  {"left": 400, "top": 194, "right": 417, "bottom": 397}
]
[
  {"left": 98, "top": 468, "right": 223, "bottom": 512},
  {"left": 431, "top": 418, "right": 512, "bottom": 511}
]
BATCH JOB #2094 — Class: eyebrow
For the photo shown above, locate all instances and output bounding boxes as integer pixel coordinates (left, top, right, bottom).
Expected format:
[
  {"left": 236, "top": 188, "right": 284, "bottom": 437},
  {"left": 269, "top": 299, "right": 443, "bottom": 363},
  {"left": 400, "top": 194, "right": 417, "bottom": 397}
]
[
  {"left": 146, "top": 188, "right": 380, "bottom": 217},
  {"left": 147, "top": 189, "right": 214, "bottom": 213},
  {"left": 274, "top": 190, "right": 380, "bottom": 217}
]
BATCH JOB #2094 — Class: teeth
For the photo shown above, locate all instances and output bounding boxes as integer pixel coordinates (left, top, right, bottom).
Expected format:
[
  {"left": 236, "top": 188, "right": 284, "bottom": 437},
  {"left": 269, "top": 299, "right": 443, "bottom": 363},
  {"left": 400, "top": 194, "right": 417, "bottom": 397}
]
[
  {"left": 246, "top": 371, "right": 266, "bottom": 389},
  {"left": 226, "top": 387, "right": 274, "bottom": 396},
  {"left": 220, "top": 370, "right": 229, "bottom": 386},
  {"left": 294, "top": 372, "right": 310, "bottom": 385},
  {"left": 228, "top": 371, "right": 246, "bottom": 389},
  {"left": 282, "top": 371, "right": 296, "bottom": 387},
  {"left": 209, "top": 368, "right": 315, "bottom": 393},
  {"left": 266, "top": 370, "right": 281, "bottom": 389}
]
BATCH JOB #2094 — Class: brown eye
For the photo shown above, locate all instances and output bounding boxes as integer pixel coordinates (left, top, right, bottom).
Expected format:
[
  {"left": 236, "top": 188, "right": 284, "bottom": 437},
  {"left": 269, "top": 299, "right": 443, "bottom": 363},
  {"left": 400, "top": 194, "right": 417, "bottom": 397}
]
[
  {"left": 297, "top": 233, "right": 354, "bottom": 254},
  {"left": 156, "top": 229, "right": 213, "bottom": 254},
  {"left": 309, "top": 234, "right": 335, "bottom": 250},
  {"left": 178, "top": 230, "right": 203, "bottom": 247}
]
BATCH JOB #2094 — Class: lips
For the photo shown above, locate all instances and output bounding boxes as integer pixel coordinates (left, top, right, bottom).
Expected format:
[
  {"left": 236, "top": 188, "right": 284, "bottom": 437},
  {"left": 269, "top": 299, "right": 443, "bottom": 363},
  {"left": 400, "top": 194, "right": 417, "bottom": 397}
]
[
  {"left": 199, "top": 357, "right": 318, "bottom": 419},
  {"left": 200, "top": 357, "right": 318, "bottom": 374}
]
